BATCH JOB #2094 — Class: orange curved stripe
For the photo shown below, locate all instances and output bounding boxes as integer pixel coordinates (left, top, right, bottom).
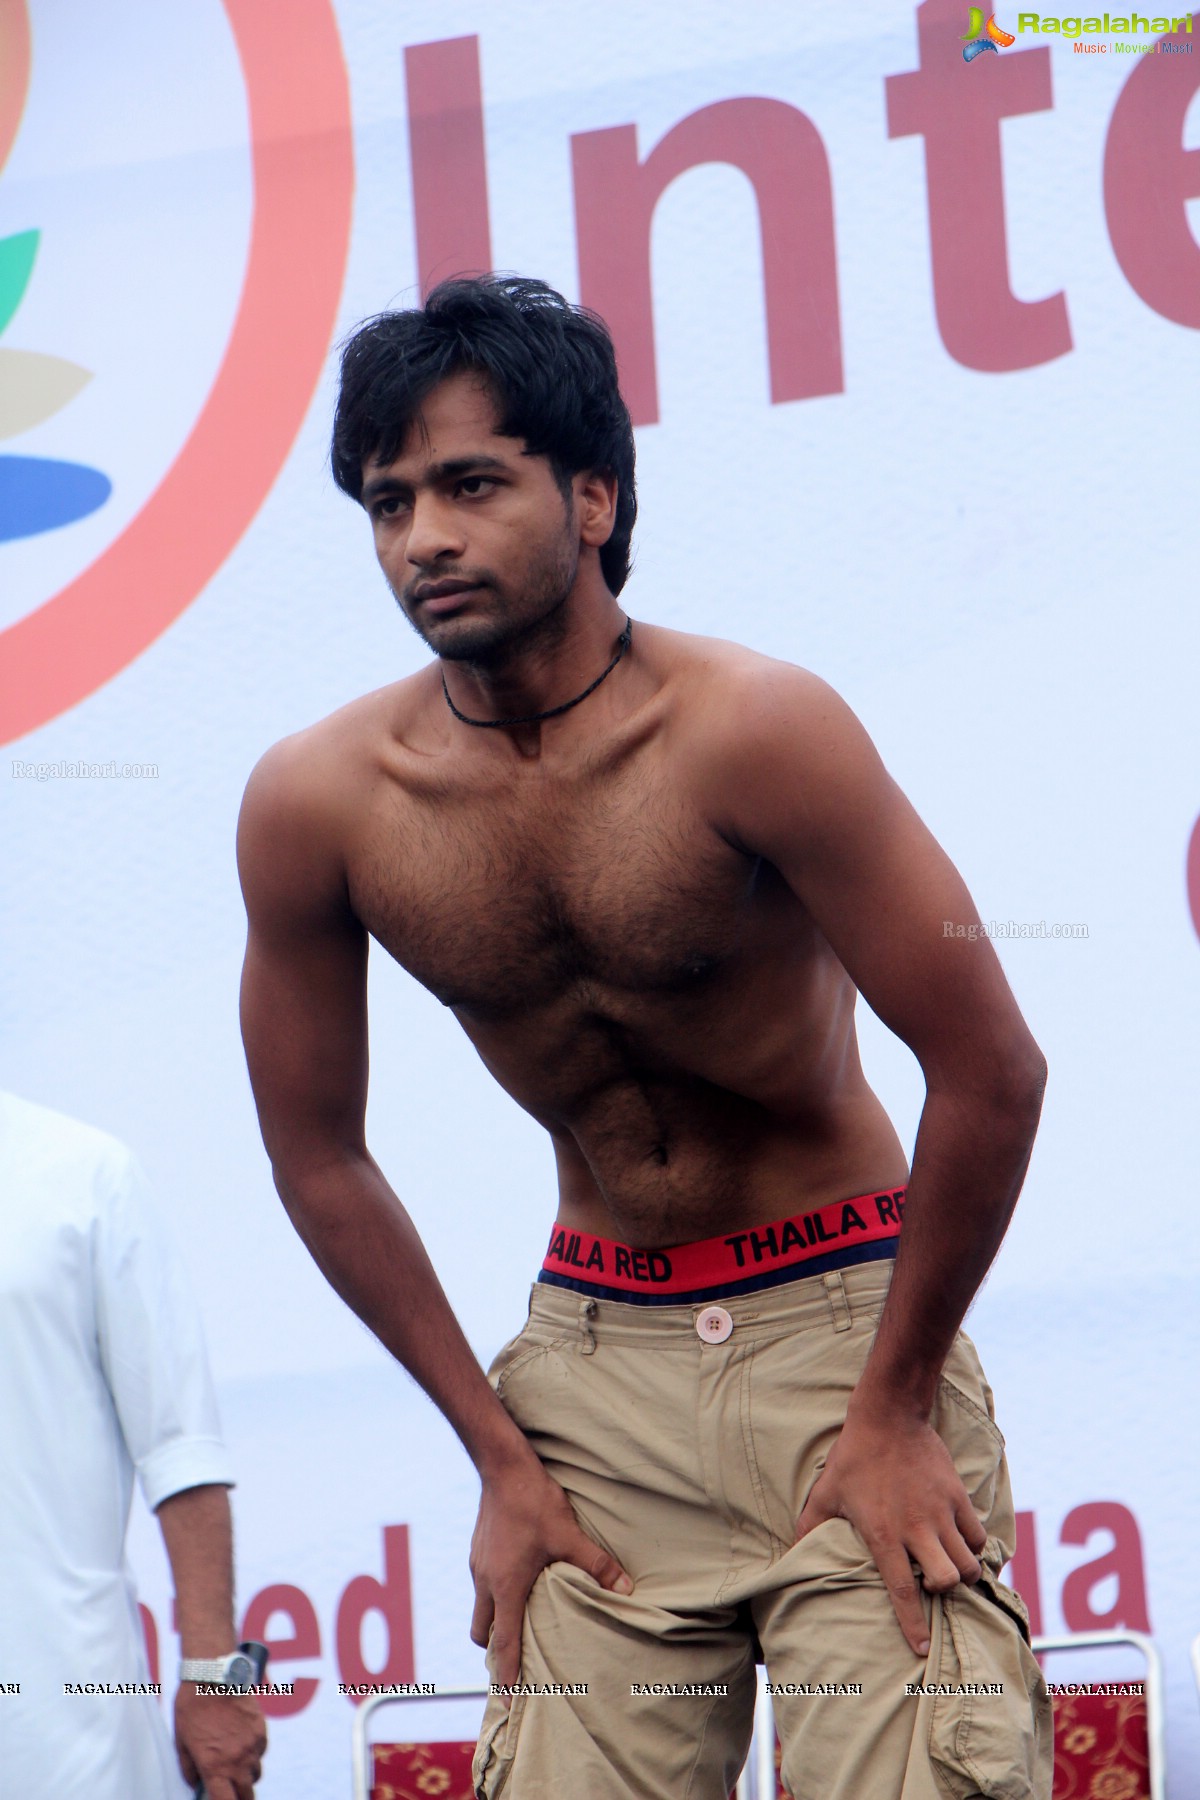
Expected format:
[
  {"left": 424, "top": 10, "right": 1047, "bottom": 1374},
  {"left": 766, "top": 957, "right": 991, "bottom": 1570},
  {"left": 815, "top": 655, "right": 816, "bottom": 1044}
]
[
  {"left": 0, "top": 0, "right": 32, "bottom": 178},
  {"left": 985, "top": 15, "right": 1017, "bottom": 46},
  {"left": 0, "top": 0, "right": 355, "bottom": 743}
]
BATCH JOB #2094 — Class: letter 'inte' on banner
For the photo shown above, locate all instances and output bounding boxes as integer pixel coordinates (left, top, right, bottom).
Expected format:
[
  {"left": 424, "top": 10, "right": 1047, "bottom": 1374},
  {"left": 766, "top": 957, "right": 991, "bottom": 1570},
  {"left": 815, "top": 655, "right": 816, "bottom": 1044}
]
[
  {"left": 1103, "top": 11, "right": 1200, "bottom": 327},
  {"left": 572, "top": 102, "right": 843, "bottom": 427},
  {"left": 405, "top": 37, "right": 493, "bottom": 293},
  {"left": 885, "top": 0, "right": 1072, "bottom": 371}
]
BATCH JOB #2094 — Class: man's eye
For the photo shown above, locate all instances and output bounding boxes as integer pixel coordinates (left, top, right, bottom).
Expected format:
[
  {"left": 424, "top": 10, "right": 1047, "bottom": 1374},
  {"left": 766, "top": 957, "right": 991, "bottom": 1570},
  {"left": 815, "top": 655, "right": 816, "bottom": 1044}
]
[
  {"left": 374, "top": 497, "right": 405, "bottom": 519},
  {"left": 458, "top": 476, "right": 495, "bottom": 497}
]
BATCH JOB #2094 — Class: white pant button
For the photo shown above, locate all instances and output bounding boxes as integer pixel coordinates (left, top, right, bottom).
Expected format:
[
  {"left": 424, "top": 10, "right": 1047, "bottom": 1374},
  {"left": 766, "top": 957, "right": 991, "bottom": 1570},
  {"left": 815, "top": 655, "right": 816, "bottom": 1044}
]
[{"left": 695, "top": 1305, "right": 734, "bottom": 1344}]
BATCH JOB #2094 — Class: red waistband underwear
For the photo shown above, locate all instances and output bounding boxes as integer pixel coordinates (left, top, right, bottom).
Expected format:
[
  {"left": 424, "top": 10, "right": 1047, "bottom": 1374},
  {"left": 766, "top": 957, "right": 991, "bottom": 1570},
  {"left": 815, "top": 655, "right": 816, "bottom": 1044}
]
[{"left": 538, "top": 1187, "right": 906, "bottom": 1306}]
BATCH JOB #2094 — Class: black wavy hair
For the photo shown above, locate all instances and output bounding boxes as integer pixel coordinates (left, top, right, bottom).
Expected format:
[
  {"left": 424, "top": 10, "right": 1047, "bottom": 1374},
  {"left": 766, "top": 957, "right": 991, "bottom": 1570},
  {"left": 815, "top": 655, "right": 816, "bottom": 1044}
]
[{"left": 331, "top": 275, "right": 637, "bottom": 596}]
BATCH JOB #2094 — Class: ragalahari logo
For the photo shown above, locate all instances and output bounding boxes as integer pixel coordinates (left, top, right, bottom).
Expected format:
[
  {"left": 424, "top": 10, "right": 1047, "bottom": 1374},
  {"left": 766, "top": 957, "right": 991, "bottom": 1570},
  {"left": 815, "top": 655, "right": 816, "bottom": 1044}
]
[
  {"left": 0, "top": 229, "right": 111, "bottom": 542},
  {"left": 962, "top": 8, "right": 1018, "bottom": 55}
]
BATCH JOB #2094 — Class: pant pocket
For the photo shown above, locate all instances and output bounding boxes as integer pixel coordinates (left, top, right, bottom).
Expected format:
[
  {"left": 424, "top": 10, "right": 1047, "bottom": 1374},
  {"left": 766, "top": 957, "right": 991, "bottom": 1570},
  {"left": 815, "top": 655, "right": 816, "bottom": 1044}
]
[
  {"left": 928, "top": 1565, "right": 1053, "bottom": 1800},
  {"left": 933, "top": 1332, "right": 1016, "bottom": 1553},
  {"left": 472, "top": 1689, "right": 530, "bottom": 1799}
]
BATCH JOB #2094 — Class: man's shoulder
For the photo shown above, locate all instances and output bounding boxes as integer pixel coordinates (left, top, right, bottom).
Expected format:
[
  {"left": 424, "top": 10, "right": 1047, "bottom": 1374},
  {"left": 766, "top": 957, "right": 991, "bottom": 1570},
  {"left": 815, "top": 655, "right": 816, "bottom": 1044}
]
[
  {"left": 641, "top": 627, "right": 888, "bottom": 852},
  {"left": 645, "top": 625, "right": 846, "bottom": 748},
  {"left": 0, "top": 1091, "right": 137, "bottom": 1204},
  {"left": 241, "top": 668, "right": 436, "bottom": 827}
]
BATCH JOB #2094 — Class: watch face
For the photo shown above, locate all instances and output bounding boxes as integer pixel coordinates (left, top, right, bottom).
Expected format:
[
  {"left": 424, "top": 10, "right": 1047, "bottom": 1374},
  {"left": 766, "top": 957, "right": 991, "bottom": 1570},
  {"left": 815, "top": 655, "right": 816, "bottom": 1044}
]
[{"left": 226, "top": 1654, "right": 255, "bottom": 1690}]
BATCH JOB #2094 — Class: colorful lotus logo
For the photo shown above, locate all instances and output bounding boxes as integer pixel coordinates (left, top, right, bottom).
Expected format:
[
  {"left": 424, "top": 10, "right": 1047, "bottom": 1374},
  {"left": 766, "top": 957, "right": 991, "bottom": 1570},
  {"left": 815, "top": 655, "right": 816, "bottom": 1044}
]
[
  {"left": 962, "top": 9, "right": 1018, "bottom": 56},
  {"left": 0, "top": 228, "right": 111, "bottom": 542},
  {"left": 0, "top": 0, "right": 354, "bottom": 745}
]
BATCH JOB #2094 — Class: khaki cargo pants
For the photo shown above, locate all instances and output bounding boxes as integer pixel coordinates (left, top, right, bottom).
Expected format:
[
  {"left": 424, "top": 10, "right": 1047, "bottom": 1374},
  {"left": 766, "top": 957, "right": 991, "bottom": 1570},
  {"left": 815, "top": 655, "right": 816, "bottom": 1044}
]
[{"left": 473, "top": 1261, "right": 1052, "bottom": 1800}]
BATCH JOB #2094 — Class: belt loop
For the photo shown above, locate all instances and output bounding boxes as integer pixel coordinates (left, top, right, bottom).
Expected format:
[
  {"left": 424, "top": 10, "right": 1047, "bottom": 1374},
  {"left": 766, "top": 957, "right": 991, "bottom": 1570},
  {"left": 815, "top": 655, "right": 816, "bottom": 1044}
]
[
  {"left": 823, "top": 1270, "right": 852, "bottom": 1332},
  {"left": 578, "top": 1296, "right": 598, "bottom": 1355}
]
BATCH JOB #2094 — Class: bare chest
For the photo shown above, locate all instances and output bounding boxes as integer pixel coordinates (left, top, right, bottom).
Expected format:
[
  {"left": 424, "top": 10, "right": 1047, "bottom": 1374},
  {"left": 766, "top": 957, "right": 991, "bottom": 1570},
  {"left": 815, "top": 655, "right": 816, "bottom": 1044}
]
[{"left": 348, "top": 763, "right": 761, "bottom": 1017}]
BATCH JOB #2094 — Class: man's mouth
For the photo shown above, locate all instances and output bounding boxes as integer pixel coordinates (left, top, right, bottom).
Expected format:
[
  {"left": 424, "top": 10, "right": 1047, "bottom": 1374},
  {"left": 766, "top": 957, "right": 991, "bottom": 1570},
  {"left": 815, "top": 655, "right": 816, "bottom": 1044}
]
[{"left": 410, "top": 579, "right": 487, "bottom": 617}]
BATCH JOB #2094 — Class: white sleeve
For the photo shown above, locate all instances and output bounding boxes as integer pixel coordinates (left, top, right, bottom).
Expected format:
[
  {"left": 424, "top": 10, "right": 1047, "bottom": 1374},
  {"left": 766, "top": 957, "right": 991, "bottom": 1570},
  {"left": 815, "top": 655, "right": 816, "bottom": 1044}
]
[{"left": 92, "top": 1145, "right": 236, "bottom": 1511}]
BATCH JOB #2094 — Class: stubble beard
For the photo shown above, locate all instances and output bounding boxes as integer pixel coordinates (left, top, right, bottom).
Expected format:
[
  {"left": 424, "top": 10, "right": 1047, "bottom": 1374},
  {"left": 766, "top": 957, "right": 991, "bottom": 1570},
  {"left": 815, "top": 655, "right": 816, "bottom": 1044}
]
[{"left": 397, "top": 520, "right": 580, "bottom": 672}]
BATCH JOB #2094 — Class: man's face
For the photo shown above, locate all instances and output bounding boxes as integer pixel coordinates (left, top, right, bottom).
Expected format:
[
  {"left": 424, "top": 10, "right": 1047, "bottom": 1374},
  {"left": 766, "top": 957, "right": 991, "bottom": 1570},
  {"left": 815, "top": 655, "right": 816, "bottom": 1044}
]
[{"left": 361, "top": 370, "right": 580, "bottom": 664}]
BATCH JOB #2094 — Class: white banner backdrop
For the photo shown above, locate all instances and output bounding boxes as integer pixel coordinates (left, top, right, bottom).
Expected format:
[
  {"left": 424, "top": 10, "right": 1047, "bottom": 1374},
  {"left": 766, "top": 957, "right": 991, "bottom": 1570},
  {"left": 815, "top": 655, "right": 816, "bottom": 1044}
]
[{"left": 2, "top": 0, "right": 1198, "bottom": 1792}]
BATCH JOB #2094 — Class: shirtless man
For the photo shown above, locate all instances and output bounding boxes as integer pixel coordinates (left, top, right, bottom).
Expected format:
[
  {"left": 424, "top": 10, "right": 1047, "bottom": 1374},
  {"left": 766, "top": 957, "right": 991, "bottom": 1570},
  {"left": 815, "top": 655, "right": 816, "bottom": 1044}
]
[{"left": 237, "top": 275, "right": 1051, "bottom": 1799}]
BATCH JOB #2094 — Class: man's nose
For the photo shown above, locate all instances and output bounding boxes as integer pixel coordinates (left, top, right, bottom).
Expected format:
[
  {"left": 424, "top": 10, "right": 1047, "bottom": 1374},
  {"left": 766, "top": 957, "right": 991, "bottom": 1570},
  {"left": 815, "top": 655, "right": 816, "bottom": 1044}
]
[{"left": 406, "top": 493, "right": 465, "bottom": 567}]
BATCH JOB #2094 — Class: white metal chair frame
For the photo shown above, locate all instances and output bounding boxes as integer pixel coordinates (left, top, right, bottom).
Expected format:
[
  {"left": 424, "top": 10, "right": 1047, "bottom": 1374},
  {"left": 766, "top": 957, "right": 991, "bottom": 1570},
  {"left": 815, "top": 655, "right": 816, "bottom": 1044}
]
[
  {"left": 351, "top": 1685, "right": 489, "bottom": 1800},
  {"left": 1031, "top": 1630, "right": 1166, "bottom": 1800}
]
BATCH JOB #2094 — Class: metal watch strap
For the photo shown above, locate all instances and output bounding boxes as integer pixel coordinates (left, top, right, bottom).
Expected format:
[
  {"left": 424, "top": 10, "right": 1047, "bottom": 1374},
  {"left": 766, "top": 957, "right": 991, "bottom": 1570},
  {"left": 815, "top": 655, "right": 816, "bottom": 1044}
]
[{"left": 179, "top": 1654, "right": 241, "bottom": 1684}]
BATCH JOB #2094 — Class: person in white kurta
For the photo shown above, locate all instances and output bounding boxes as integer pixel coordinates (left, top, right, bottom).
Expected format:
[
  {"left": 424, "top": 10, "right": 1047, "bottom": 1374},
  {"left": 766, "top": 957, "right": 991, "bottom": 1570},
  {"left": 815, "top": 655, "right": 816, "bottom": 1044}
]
[{"left": 0, "top": 1090, "right": 245, "bottom": 1796}]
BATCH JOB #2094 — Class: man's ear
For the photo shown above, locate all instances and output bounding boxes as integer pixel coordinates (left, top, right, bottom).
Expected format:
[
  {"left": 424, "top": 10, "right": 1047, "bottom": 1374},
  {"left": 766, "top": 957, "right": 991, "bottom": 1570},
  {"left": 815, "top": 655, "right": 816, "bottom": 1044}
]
[{"left": 576, "top": 469, "right": 618, "bottom": 548}]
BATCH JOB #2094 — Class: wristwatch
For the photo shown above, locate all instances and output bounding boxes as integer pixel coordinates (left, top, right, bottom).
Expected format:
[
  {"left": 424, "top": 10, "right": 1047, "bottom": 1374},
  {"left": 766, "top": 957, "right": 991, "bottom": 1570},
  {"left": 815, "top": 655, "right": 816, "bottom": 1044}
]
[{"left": 179, "top": 1646, "right": 259, "bottom": 1691}]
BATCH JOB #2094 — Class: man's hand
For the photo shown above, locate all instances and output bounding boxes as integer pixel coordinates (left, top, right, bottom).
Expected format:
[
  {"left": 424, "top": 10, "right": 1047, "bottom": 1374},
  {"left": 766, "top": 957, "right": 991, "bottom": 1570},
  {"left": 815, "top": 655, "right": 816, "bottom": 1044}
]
[
  {"left": 794, "top": 1402, "right": 987, "bottom": 1656},
  {"left": 470, "top": 1451, "right": 632, "bottom": 1687},
  {"left": 174, "top": 1685, "right": 267, "bottom": 1800}
]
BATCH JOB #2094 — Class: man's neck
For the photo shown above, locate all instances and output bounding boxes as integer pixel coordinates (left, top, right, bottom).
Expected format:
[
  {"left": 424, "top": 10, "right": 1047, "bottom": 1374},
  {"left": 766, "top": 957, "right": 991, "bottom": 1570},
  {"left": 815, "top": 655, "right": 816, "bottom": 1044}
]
[{"left": 439, "top": 588, "right": 629, "bottom": 744}]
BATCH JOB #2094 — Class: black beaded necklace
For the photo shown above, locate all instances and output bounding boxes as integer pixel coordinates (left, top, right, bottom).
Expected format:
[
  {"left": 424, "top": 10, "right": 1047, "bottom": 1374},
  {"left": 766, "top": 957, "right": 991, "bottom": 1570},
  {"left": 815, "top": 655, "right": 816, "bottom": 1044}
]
[{"left": 441, "top": 618, "right": 633, "bottom": 729}]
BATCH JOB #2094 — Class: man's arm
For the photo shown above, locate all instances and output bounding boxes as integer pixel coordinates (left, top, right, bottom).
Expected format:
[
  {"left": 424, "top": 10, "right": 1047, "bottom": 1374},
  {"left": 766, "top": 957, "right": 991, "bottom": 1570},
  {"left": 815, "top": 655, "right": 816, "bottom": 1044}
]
[
  {"left": 89, "top": 1149, "right": 265, "bottom": 1785},
  {"left": 236, "top": 741, "right": 630, "bottom": 1684},
  {"left": 713, "top": 663, "right": 1046, "bottom": 1654},
  {"left": 157, "top": 1484, "right": 266, "bottom": 1800}
]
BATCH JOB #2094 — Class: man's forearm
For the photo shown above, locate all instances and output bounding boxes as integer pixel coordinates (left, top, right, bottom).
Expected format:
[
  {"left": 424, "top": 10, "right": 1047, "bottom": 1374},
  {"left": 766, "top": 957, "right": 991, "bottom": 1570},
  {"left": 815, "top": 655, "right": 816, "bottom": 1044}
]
[
  {"left": 855, "top": 1062, "right": 1046, "bottom": 1418},
  {"left": 161, "top": 1484, "right": 269, "bottom": 1792},
  {"left": 275, "top": 1150, "right": 533, "bottom": 1476},
  {"left": 157, "top": 1483, "right": 238, "bottom": 1659}
]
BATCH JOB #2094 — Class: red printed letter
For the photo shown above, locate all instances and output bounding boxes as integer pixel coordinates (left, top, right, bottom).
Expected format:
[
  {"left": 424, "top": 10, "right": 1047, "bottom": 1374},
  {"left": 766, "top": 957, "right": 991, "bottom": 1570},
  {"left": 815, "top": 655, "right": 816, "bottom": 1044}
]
[
  {"left": 572, "top": 100, "right": 842, "bottom": 426},
  {"left": 1060, "top": 1502, "right": 1151, "bottom": 1632},
  {"left": 1104, "top": 14, "right": 1200, "bottom": 327},
  {"left": 240, "top": 1583, "right": 321, "bottom": 1717},
  {"left": 138, "top": 1603, "right": 159, "bottom": 1689},
  {"left": 405, "top": 37, "right": 492, "bottom": 295},
  {"left": 336, "top": 1524, "right": 416, "bottom": 1700},
  {"left": 1187, "top": 812, "right": 1200, "bottom": 943},
  {"left": 1006, "top": 1510, "right": 1044, "bottom": 1637},
  {"left": 885, "top": 0, "right": 1071, "bottom": 371}
]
